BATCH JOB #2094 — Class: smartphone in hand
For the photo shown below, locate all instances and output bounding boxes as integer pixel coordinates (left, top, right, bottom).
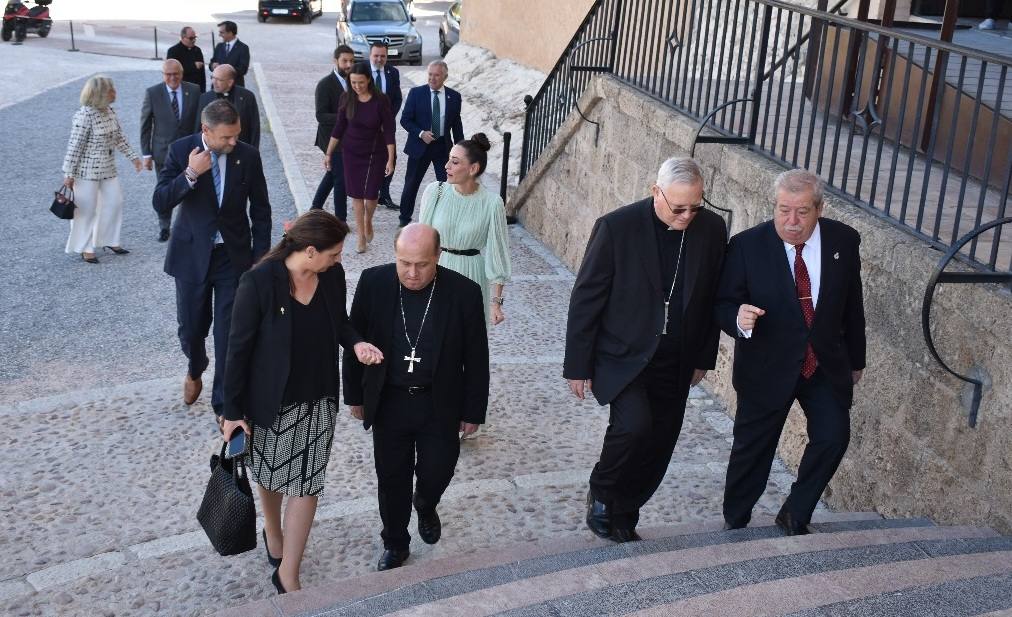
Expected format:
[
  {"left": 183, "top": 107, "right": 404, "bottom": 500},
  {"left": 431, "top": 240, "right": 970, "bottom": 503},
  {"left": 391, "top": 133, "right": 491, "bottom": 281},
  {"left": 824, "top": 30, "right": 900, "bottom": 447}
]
[{"left": 225, "top": 427, "right": 248, "bottom": 459}]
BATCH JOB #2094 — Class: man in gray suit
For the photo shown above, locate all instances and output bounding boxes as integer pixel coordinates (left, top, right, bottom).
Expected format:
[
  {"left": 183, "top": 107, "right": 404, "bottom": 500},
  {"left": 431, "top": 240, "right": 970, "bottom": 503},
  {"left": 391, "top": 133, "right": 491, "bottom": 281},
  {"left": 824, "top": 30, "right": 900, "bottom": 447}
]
[
  {"left": 141, "top": 59, "right": 200, "bottom": 241},
  {"left": 195, "top": 64, "right": 260, "bottom": 150}
]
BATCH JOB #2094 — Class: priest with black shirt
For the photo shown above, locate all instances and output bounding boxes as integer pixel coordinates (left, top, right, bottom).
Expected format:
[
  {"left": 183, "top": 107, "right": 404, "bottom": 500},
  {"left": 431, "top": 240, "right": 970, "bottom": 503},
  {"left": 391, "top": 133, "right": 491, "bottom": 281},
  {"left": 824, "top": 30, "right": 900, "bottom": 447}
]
[
  {"left": 166, "top": 26, "right": 207, "bottom": 92},
  {"left": 344, "top": 223, "right": 489, "bottom": 571},
  {"left": 564, "top": 157, "right": 727, "bottom": 542}
]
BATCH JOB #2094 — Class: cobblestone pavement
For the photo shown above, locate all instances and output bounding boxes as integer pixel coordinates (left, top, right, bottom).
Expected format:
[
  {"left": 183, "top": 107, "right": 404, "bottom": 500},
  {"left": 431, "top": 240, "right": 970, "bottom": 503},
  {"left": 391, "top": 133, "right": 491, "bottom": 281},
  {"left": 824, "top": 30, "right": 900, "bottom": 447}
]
[{"left": 0, "top": 5, "right": 814, "bottom": 616}]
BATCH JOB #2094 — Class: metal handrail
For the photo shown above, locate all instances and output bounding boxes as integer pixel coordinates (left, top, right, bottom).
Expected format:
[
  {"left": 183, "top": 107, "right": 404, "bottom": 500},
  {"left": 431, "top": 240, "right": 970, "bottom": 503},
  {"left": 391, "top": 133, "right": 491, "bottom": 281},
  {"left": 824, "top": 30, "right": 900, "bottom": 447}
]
[{"left": 921, "top": 217, "right": 1012, "bottom": 427}]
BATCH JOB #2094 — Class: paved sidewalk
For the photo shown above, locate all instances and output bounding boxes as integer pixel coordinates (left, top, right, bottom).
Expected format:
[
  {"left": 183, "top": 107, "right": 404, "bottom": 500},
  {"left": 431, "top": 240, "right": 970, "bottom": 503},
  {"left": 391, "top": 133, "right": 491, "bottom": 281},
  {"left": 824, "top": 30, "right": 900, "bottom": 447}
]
[{"left": 0, "top": 24, "right": 811, "bottom": 617}]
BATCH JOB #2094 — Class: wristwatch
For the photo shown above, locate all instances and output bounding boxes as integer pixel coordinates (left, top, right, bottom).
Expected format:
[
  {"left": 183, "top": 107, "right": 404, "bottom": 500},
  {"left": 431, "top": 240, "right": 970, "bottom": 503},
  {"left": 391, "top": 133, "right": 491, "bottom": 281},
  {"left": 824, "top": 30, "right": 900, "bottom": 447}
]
[{"left": 491, "top": 296, "right": 504, "bottom": 306}]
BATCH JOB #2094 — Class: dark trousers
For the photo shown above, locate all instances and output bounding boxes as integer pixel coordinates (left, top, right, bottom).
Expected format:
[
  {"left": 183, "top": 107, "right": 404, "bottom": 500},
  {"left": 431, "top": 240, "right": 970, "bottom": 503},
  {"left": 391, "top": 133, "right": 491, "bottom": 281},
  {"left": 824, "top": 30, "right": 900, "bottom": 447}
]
[
  {"left": 380, "top": 173, "right": 394, "bottom": 203},
  {"left": 311, "top": 148, "right": 347, "bottom": 220},
  {"left": 723, "top": 368, "right": 851, "bottom": 527},
  {"left": 174, "top": 245, "right": 237, "bottom": 415},
  {"left": 398, "top": 139, "right": 449, "bottom": 226},
  {"left": 372, "top": 389, "right": 460, "bottom": 550},
  {"left": 985, "top": 0, "right": 1004, "bottom": 18},
  {"left": 153, "top": 161, "right": 172, "bottom": 232},
  {"left": 589, "top": 360, "right": 692, "bottom": 529}
]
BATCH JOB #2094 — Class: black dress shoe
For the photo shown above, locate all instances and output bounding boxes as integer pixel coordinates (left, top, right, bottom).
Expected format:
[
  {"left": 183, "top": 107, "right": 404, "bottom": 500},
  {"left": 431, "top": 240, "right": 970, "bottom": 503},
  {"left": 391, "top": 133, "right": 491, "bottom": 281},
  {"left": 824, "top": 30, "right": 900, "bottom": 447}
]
[
  {"left": 723, "top": 521, "right": 747, "bottom": 530},
  {"left": 263, "top": 529, "right": 282, "bottom": 568},
  {"left": 270, "top": 568, "right": 287, "bottom": 594},
  {"left": 104, "top": 245, "right": 130, "bottom": 254},
  {"left": 585, "top": 490, "right": 611, "bottom": 539},
  {"left": 610, "top": 527, "right": 642, "bottom": 543},
  {"left": 158, "top": 229, "right": 170, "bottom": 242},
  {"left": 383, "top": 201, "right": 400, "bottom": 210},
  {"left": 377, "top": 548, "right": 410, "bottom": 571},
  {"left": 417, "top": 509, "right": 441, "bottom": 544},
  {"left": 775, "top": 510, "right": 810, "bottom": 536}
]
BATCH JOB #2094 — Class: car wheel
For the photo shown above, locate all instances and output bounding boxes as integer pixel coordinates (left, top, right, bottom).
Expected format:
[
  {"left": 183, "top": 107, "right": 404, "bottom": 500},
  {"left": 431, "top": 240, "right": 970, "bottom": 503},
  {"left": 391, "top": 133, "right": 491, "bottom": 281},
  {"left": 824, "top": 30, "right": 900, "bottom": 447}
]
[
  {"left": 37, "top": 22, "right": 50, "bottom": 37},
  {"left": 1, "top": 24, "right": 12, "bottom": 42},
  {"left": 257, "top": 13, "right": 267, "bottom": 22},
  {"left": 14, "top": 23, "right": 26, "bottom": 42},
  {"left": 439, "top": 32, "right": 448, "bottom": 57}
]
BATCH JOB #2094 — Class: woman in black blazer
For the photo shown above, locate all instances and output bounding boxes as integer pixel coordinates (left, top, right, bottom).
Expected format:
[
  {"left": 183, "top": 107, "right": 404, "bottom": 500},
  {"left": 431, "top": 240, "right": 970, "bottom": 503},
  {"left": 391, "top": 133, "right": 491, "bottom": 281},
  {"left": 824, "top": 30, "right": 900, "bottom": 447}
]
[{"left": 222, "top": 210, "right": 383, "bottom": 594}]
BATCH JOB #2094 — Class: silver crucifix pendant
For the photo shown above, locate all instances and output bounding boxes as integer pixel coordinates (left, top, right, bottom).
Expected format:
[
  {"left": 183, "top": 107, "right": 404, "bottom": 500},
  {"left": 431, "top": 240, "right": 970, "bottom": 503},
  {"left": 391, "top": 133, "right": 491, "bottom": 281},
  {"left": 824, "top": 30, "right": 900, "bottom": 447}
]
[{"left": 404, "top": 348, "right": 421, "bottom": 373}]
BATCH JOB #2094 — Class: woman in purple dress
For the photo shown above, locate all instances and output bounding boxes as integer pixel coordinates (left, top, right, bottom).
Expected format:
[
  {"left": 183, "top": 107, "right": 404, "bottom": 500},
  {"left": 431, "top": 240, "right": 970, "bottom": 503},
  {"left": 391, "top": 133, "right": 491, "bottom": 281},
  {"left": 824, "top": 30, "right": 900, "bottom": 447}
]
[{"left": 324, "top": 62, "right": 396, "bottom": 253}]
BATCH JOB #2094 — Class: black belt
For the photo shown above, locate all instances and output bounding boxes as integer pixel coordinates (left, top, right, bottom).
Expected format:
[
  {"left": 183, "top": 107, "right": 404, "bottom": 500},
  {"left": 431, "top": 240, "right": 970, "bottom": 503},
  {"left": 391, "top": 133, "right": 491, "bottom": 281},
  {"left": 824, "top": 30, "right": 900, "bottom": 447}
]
[
  {"left": 442, "top": 247, "right": 480, "bottom": 256},
  {"left": 387, "top": 384, "right": 432, "bottom": 394}
]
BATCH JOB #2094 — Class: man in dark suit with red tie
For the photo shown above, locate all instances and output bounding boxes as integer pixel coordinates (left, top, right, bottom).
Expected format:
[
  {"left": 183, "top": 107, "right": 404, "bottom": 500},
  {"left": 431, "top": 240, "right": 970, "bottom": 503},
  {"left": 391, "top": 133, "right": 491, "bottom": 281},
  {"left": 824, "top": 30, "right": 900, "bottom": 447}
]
[
  {"left": 397, "top": 60, "right": 464, "bottom": 227},
  {"left": 716, "top": 168, "right": 866, "bottom": 536}
]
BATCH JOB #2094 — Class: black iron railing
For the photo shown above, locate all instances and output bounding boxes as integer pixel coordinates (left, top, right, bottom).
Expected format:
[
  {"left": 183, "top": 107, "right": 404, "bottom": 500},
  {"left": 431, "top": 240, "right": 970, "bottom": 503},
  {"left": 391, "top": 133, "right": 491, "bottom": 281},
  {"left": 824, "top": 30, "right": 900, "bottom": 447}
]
[{"left": 520, "top": 0, "right": 1012, "bottom": 273}]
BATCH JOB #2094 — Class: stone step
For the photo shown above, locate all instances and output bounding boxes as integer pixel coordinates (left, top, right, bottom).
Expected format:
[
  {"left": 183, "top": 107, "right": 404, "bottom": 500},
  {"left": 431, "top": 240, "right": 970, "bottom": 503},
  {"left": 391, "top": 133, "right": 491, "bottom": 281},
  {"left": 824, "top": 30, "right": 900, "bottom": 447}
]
[{"left": 215, "top": 515, "right": 951, "bottom": 617}]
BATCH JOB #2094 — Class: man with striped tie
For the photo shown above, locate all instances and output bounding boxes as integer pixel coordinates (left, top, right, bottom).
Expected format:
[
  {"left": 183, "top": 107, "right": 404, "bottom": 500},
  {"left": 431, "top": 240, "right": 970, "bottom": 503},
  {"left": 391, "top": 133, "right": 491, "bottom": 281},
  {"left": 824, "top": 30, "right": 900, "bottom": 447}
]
[
  {"left": 715, "top": 169, "right": 866, "bottom": 536},
  {"left": 153, "top": 99, "right": 272, "bottom": 430},
  {"left": 141, "top": 59, "right": 200, "bottom": 241}
]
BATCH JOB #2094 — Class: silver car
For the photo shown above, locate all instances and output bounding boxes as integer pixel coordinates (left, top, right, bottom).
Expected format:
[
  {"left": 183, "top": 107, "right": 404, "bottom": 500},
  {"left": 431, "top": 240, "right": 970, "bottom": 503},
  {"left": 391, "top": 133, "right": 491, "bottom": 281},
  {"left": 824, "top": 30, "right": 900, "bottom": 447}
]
[
  {"left": 336, "top": 0, "right": 423, "bottom": 66},
  {"left": 439, "top": 1, "right": 461, "bottom": 57}
]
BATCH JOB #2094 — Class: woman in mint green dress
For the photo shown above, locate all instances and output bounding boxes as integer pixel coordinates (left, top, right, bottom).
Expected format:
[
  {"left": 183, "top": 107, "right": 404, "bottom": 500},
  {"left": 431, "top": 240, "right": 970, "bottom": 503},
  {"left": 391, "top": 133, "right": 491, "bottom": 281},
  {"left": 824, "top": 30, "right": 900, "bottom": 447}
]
[{"left": 419, "top": 133, "right": 511, "bottom": 326}]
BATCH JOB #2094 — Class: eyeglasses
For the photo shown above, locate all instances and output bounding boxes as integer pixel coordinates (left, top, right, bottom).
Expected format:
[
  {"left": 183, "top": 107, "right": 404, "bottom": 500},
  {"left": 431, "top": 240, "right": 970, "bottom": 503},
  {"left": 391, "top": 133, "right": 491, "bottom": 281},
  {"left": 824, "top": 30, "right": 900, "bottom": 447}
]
[
  {"left": 163, "top": 72, "right": 183, "bottom": 77},
  {"left": 656, "top": 186, "right": 705, "bottom": 216},
  {"left": 184, "top": 36, "right": 197, "bottom": 40}
]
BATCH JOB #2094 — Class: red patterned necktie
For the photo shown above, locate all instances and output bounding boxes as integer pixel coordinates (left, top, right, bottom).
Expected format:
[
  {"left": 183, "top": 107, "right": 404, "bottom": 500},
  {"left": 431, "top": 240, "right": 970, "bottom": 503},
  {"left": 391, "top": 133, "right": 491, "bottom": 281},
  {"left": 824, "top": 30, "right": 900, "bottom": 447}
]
[{"left": 794, "top": 243, "right": 818, "bottom": 378}]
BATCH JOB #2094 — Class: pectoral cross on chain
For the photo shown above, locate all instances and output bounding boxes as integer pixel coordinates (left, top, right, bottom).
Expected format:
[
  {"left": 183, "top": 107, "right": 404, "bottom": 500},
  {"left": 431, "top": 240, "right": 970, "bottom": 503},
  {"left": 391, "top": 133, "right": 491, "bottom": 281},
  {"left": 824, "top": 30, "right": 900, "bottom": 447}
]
[{"left": 404, "top": 348, "right": 422, "bottom": 373}]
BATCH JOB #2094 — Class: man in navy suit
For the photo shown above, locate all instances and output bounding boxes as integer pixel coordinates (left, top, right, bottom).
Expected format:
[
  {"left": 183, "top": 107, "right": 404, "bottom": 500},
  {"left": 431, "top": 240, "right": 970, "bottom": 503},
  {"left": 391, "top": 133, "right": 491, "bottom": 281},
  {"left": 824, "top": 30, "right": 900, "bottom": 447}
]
[
  {"left": 715, "top": 169, "right": 865, "bottom": 536},
  {"left": 153, "top": 100, "right": 272, "bottom": 423},
  {"left": 369, "top": 41, "right": 403, "bottom": 209},
  {"left": 210, "top": 21, "right": 250, "bottom": 87},
  {"left": 397, "top": 60, "right": 464, "bottom": 227}
]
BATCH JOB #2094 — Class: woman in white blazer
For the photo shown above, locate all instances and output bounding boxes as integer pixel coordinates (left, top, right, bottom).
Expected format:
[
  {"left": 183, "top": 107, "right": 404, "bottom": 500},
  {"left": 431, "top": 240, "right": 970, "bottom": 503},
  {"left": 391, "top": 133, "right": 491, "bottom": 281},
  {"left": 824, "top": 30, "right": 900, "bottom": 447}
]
[{"left": 61, "top": 75, "right": 143, "bottom": 264}]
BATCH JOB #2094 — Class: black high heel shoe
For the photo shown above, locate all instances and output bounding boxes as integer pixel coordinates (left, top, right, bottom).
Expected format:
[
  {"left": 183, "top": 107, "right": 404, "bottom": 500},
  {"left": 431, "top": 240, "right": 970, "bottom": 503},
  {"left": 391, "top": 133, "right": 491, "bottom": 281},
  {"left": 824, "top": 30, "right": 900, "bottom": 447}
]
[
  {"left": 104, "top": 246, "right": 130, "bottom": 255},
  {"left": 271, "top": 568, "right": 287, "bottom": 595},
  {"left": 262, "top": 529, "right": 282, "bottom": 568}
]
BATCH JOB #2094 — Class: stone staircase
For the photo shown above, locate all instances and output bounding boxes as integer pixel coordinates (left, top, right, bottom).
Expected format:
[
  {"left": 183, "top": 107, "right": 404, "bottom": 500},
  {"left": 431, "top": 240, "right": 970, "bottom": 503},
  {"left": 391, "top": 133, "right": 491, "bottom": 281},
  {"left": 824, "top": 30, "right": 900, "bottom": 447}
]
[{"left": 218, "top": 513, "right": 1012, "bottom": 617}]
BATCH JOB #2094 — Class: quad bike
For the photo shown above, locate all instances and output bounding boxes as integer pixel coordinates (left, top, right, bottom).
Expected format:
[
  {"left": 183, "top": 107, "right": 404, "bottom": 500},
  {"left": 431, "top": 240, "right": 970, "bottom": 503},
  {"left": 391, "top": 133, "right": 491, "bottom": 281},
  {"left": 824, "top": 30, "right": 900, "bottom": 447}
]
[{"left": 2, "top": 0, "right": 52, "bottom": 43}]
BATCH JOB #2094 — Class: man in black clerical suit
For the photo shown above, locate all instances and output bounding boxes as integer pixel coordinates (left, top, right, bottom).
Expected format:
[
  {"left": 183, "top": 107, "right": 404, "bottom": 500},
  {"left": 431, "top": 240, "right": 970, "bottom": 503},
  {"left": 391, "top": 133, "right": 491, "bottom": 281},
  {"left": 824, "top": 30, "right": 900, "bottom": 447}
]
[
  {"left": 564, "top": 157, "right": 727, "bottom": 543},
  {"left": 210, "top": 21, "right": 250, "bottom": 87},
  {"left": 166, "top": 26, "right": 206, "bottom": 92},
  {"left": 344, "top": 223, "right": 489, "bottom": 571},
  {"left": 311, "top": 45, "right": 355, "bottom": 217},
  {"left": 195, "top": 64, "right": 260, "bottom": 149},
  {"left": 716, "top": 168, "right": 866, "bottom": 536}
]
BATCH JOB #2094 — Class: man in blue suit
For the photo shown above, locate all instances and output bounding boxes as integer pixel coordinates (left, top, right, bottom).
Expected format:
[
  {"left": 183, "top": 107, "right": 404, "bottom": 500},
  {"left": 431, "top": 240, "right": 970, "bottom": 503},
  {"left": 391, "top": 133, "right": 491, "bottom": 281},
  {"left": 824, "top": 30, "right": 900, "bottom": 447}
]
[
  {"left": 369, "top": 41, "right": 403, "bottom": 210},
  {"left": 397, "top": 60, "right": 464, "bottom": 227},
  {"left": 153, "top": 99, "right": 272, "bottom": 424}
]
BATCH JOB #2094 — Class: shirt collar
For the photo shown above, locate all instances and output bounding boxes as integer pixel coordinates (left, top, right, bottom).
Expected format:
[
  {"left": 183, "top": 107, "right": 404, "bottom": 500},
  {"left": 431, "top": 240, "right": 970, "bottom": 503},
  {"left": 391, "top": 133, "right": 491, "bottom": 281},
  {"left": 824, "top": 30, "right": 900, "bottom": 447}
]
[
  {"left": 165, "top": 84, "right": 178, "bottom": 95},
  {"left": 201, "top": 136, "right": 225, "bottom": 160},
  {"left": 784, "top": 221, "right": 822, "bottom": 253}
]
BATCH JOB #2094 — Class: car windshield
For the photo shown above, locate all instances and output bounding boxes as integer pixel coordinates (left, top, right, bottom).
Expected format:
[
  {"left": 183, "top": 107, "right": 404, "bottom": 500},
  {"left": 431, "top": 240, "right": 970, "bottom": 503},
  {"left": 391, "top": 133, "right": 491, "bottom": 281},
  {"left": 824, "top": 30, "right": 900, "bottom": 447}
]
[{"left": 350, "top": 2, "right": 407, "bottom": 22}]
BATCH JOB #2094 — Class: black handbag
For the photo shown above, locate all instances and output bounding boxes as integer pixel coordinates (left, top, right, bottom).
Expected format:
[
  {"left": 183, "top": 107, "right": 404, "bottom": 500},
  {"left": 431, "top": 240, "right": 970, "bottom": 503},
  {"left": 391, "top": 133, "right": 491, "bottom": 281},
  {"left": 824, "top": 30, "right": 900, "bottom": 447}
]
[
  {"left": 50, "top": 185, "right": 76, "bottom": 220},
  {"left": 196, "top": 442, "right": 257, "bottom": 556}
]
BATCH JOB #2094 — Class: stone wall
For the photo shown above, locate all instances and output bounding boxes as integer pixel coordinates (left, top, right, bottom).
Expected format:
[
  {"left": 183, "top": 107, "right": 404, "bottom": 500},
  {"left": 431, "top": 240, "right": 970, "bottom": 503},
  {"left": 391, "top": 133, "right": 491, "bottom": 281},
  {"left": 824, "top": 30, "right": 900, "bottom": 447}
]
[{"left": 510, "top": 74, "right": 1012, "bottom": 533}]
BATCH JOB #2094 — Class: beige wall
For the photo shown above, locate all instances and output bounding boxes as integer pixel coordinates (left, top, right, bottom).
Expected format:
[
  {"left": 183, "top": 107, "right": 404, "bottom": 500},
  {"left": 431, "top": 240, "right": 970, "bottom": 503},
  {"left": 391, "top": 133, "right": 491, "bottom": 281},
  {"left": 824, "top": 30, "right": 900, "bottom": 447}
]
[
  {"left": 511, "top": 74, "right": 1012, "bottom": 533},
  {"left": 460, "top": 0, "right": 596, "bottom": 73}
]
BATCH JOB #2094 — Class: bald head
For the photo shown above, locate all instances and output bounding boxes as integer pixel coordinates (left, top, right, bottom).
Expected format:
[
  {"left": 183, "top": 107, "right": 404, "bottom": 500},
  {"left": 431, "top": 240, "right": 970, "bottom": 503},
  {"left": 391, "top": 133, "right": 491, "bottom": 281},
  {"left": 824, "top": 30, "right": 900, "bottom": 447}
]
[
  {"left": 162, "top": 59, "right": 183, "bottom": 89},
  {"left": 395, "top": 224, "right": 441, "bottom": 290},
  {"left": 211, "top": 64, "right": 236, "bottom": 94}
]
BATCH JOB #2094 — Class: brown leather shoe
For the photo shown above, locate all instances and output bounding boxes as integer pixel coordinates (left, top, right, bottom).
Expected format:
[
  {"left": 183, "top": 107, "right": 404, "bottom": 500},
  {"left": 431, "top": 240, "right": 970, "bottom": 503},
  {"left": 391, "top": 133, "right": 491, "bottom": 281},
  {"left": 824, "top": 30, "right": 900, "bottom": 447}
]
[{"left": 183, "top": 374, "right": 202, "bottom": 405}]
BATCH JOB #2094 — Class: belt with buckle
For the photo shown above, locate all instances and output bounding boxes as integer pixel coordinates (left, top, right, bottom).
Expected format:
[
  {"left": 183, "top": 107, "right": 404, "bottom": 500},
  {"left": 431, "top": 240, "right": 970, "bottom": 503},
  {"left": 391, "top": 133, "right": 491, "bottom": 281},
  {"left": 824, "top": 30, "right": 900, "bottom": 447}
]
[{"left": 389, "top": 384, "right": 431, "bottom": 394}]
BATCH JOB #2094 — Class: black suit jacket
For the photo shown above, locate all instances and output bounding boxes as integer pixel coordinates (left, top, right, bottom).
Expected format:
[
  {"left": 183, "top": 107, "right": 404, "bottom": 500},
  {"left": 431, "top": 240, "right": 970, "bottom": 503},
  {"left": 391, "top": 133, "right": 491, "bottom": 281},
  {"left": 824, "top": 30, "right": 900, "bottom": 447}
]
[
  {"left": 166, "top": 42, "right": 207, "bottom": 92},
  {"left": 153, "top": 134, "right": 272, "bottom": 283},
  {"left": 715, "top": 218, "right": 866, "bottom": 409},
  {"left": 375, "top": 64, "right": 402, "bottom": 115},
  {"left": 195, "top": 86, "right": 260, "bottom": 149},
  {"left": 211, "top": 39, "right": 251, "bottom": 86},
  {"left": 343, "top": 264, "right": 489, "bottom": 430},
  {"left": 563, "top": 199, "right": 728, "bottom": 405},
  {"left": 314, "top": 71, "right": 347, "bottom": 152},
  {"left": 223, "top": 260, "right": 363, "bottom": 427}
]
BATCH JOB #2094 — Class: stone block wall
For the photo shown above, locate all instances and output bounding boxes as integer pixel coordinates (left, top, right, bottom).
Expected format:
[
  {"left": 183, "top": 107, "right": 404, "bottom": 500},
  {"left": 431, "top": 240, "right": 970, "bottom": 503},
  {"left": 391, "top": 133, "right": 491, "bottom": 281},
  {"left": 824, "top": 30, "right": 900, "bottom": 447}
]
[{"left": 511, "top": 74, "right": 1012, "bottom": 533}]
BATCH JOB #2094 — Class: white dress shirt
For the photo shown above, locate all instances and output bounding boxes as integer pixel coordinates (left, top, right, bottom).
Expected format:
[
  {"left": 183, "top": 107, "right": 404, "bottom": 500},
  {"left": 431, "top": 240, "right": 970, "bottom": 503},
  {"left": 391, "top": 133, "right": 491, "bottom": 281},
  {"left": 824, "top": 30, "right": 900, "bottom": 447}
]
[
  {"left": 333, "top": 69, "right": 348, "bottom": 92},
  {"left": 739, "top": 222, "right": 822, "bottom": 338},
  {"left": 370, "top": 64, "right": 386, "bottom": 93},
  {"left": 421, "top": 87, "right": 446, "bottom": 138},
  {"left": 184, "top": 137, "right": 228, "bottom": 244},
  {"left": 165, "top": 84, "right": 182, "bottom": 120}
]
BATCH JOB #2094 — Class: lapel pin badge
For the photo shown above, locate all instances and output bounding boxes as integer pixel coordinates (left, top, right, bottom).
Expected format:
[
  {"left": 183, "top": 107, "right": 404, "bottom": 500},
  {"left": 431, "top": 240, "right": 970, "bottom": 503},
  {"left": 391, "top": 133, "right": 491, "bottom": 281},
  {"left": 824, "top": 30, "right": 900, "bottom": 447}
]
[
  {"left": 833, "top": 252, "right": 840, "bottom": 260},
  {"left": 280, "top": 307, "right": 285, "bottom": 315}
]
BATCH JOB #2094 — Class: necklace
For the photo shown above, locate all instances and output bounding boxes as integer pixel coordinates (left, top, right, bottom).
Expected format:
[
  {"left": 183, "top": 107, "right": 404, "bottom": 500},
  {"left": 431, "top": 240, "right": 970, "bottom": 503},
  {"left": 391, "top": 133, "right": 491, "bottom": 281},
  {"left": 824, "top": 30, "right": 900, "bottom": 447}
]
[
  {"left": 663, "top": 230, "right": 687, "bottom": 335},
  {"left": 399, "top": 276, "right": 437, "bottom": 373}
]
